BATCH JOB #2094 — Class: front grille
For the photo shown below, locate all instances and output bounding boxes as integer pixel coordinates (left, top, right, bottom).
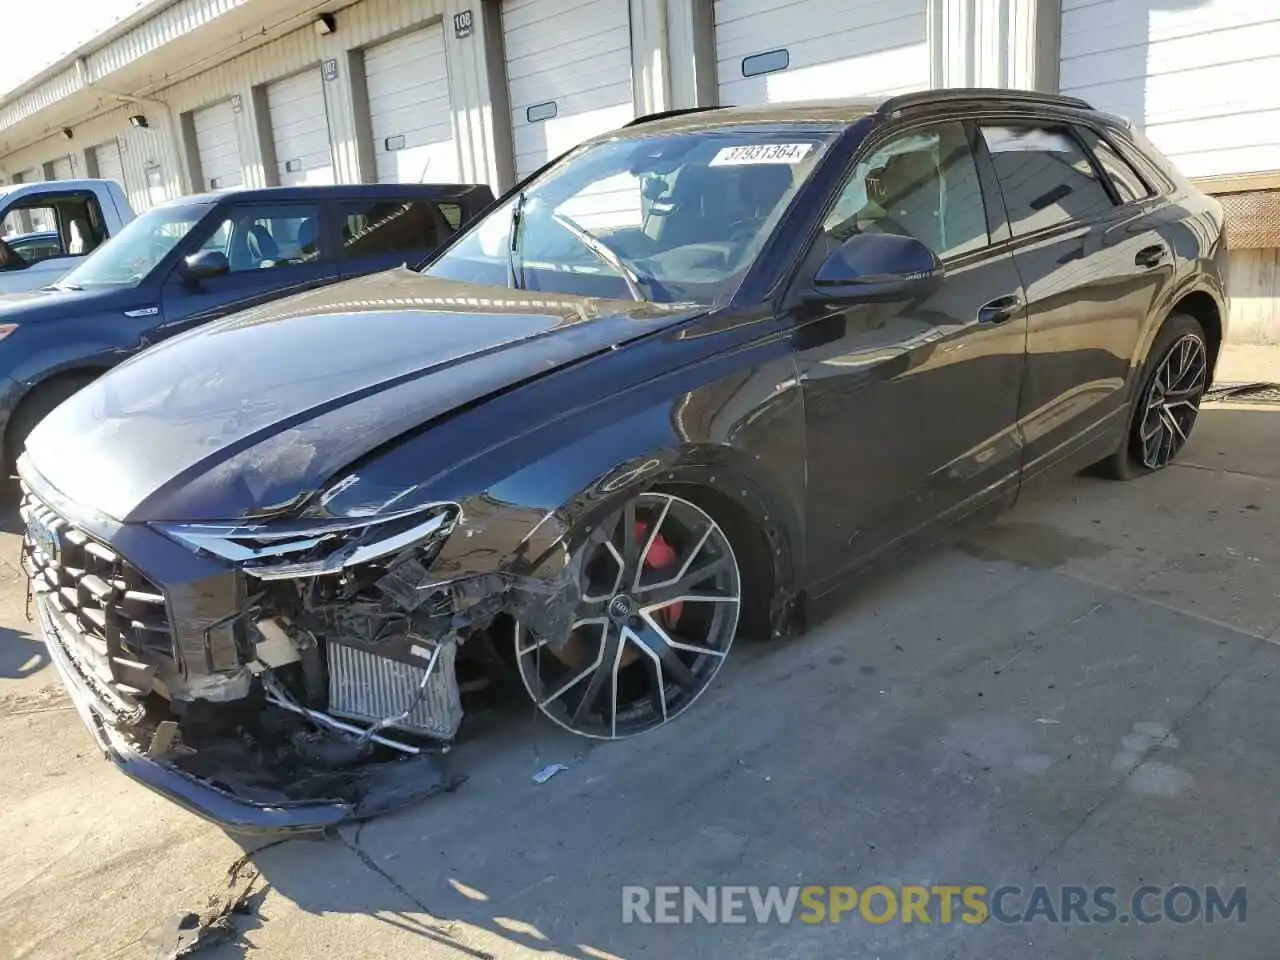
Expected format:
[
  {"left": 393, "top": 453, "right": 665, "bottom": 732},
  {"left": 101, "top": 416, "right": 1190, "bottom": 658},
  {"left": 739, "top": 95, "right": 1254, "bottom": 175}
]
[{"left": 21, "top": 486, "right": 175, "bottom": 680}]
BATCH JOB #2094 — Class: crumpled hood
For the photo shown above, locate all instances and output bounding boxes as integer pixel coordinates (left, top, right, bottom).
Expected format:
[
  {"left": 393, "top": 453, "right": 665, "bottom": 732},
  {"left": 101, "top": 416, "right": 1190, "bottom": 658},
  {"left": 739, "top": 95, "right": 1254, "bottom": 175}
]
[{"left": 24, "top": 269, "right": 697, "bottom": 522}]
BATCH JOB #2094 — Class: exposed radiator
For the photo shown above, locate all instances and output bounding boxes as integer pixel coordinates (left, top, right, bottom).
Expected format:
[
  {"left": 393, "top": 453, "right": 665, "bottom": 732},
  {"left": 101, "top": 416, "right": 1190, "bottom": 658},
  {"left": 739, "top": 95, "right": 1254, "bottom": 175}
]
[{"left": 326, "top": 641, "right": 463, "bottom": 741}]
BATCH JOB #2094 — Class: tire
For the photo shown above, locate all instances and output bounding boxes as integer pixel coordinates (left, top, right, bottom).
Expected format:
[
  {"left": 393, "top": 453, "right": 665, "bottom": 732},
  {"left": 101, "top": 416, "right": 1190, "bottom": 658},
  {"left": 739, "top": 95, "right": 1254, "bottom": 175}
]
[
  {"left": 1094, "top": 313, "right": 1208, "bottom": 480},
  {"left": 515, "top": 490, "right": 743, "bottom": 740},
  {"left": 7, "top": 374, "right": 96, "bottom": 471}
]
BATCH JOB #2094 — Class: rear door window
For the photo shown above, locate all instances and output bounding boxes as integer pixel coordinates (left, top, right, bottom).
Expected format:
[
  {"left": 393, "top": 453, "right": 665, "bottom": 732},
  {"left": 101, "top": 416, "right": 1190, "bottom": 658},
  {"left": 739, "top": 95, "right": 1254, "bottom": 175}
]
[
  {"left": 979, "top": 125, "right": 1115, "bottom": 235},
  {"left": 339, "top": 199, "right": 461, "bottom": 259}
]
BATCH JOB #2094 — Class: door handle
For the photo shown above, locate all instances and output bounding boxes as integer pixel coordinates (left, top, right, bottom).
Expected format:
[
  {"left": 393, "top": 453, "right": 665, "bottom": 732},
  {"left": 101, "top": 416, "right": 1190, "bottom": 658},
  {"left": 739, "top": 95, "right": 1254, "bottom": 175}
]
[
  {"left": 977, "top": 294, "right": 1023, "bottom": 325},
  {"left": 1135, "top": 243, "right": 1167, "bottom": 268}
]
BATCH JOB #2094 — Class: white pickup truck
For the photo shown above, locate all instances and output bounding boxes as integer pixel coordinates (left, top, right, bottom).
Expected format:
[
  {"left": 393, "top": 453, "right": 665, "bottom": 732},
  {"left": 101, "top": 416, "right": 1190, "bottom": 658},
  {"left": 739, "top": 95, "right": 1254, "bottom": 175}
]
[{"left": 0, "top": 179, "right": 135, "bottom": 293}]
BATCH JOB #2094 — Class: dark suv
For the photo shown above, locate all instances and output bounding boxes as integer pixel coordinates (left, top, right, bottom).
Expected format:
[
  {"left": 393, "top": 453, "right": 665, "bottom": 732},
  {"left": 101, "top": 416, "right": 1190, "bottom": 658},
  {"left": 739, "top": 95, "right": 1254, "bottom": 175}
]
[
  {"left": 0, "top": 182, "right": 493, "bottom": 465},
  {"left": 20, "top": 89, "right": 1227, "bottom": 831}
]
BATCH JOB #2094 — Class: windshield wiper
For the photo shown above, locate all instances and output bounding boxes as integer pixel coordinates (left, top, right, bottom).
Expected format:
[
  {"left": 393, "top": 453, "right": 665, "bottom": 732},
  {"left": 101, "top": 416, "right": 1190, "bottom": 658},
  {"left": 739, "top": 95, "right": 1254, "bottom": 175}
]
[
  {"left": 551, "top": 212, "right": 648, "bottom": 302},
  {"left": 41, "top": 282, "right": 82, "bottom": 292},
  {"left": 507, "top": 190, "right": 528, "bottom": 290}
]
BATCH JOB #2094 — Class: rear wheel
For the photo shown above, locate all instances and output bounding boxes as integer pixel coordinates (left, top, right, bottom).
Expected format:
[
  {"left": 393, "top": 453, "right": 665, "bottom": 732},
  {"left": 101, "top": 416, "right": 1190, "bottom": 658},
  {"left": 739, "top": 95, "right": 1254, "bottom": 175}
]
[
  {"left": 1095, "top": 313, "right": 1207, "bottom": 480},
  {"left": 515, "top": 491, "right": 742, "bottom": 740}
]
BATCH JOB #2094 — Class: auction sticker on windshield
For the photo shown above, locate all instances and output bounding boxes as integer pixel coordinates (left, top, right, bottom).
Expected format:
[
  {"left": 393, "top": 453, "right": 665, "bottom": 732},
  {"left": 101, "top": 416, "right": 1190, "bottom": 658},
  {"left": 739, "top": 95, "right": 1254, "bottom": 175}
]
[{"left": 710, "top": 143, "right": 814, "bottom": 166}]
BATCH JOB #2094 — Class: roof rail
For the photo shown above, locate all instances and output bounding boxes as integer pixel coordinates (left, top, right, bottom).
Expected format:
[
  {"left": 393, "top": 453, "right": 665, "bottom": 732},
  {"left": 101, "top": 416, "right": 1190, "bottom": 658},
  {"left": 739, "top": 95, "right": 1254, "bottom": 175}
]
[
  {"left": 623, "top": 107, "right": 726, "bottom": 127},
  {"left": 877, "top": 88, "right": 1092, "bottom": 117}
]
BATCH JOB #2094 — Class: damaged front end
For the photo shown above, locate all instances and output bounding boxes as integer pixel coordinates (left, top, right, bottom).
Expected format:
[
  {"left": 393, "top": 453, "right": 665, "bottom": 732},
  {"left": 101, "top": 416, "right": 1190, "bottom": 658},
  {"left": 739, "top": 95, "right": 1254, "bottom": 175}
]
[{"left": 19, "top": 469, "right": 580, "bottom": 833}]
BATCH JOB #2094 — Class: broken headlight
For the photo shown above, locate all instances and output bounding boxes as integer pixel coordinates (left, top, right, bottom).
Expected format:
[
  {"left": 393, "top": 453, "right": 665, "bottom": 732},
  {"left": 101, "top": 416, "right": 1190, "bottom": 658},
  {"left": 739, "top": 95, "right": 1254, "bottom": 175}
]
[{"left": 151, "top": 503, "right": 458, "bottom": 579}]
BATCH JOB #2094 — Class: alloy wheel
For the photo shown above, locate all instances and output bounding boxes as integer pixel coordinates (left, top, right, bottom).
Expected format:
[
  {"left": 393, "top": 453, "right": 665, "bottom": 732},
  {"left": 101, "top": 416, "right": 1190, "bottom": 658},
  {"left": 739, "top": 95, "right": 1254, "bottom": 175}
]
[
  {"left": 1137, "top": 333, "right": 1207, "bottom": 470},
  {"left": 516, "top": 492, "right": 742, "bottom": 739}
]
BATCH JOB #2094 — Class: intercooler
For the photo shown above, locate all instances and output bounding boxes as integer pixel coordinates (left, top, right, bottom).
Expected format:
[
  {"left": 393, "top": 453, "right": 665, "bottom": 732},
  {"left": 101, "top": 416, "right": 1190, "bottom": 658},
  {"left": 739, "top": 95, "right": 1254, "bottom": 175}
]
[{"left": 326, "top": 641, "right": 463, "bottom": 740}]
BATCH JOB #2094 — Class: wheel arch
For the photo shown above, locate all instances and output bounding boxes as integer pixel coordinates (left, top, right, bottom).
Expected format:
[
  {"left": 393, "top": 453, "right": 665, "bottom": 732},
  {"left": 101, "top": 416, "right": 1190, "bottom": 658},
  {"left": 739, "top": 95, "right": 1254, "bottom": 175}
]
[
  {"left": 1168, "top": 289, "right": 1223, "bottom": 383},
  {"left": 1130, "top": 279, "right": 1225, "bottom": 405},
  {"left": 545, "top": 448, "right": 804, "bottom": 641},
  {"left": 4, "top": 365, "right": 107, "bottom": 468}
]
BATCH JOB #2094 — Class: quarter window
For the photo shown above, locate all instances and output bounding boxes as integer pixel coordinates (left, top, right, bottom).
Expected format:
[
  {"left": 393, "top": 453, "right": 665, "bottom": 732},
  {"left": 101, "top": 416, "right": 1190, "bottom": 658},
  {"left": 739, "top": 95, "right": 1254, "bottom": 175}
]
[
  {"left": 1077, "top": 128, "right": 1152, "bottom": 204},
  {"left": 980, "top": 125, "right": 1114, "bottom": 235},
  {"left": 340, "top": 199, "right": 462, "bottom": 258},
  {"left": 824, "top": 121, "right": 989, "bottom": 260}
]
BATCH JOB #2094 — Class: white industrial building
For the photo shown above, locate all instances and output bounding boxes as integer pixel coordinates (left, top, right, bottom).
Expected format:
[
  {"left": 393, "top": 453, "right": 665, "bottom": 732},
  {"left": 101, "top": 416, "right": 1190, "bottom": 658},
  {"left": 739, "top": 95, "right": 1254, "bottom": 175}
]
[{"left": 1, "top": 0, "right": 1276, "bottom": 341}]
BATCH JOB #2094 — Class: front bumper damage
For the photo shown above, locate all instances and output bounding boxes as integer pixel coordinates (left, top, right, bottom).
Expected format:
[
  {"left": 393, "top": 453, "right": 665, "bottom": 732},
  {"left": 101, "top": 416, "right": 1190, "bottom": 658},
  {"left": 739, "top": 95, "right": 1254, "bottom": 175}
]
[
  {"left": 32, "top": 591, "right": 356, "bottom": 833},
  {"left": 19, "top": 471, "right": 580, "bottom": 834}
]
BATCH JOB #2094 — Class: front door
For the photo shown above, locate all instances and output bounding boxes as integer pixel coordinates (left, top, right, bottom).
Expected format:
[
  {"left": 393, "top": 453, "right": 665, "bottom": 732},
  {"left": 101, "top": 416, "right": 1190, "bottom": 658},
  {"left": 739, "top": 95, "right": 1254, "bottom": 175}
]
[
  {"left": 158, "top": 200, "right": 338, "bottom": 341},
  {"left": 790, "top": 119, "right": 1028, "bottom": 592}
]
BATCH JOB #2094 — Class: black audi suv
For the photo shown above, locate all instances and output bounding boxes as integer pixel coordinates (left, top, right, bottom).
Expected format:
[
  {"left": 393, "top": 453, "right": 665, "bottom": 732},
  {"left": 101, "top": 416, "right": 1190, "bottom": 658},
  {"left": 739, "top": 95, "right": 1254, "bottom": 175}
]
[{"left": 19, "top": 89, "right": 1228, "bottom": 831}]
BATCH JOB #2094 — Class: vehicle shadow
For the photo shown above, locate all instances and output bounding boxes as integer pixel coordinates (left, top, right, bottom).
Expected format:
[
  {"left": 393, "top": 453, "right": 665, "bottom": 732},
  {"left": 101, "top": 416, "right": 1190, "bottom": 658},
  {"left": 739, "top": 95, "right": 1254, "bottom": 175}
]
[
  {"left": 0, "top": 479, "right": 22, "bottom": 535},
  {"left": 0, "top": 623, "right": 42, "bottom": 678},
  {"left": 211, "top": 541, "right": 976, "bottom": 959}
]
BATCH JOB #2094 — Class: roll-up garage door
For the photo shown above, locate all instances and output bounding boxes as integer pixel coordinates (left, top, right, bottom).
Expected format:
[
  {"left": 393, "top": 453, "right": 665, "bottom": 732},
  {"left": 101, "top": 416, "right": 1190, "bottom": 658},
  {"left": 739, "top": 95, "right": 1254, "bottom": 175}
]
[
  {"left": 267, "top": 68, "right": 334, "bottom": 187},
  {"left": 364, "top": 25, "right": 457, "bottom": 184},
  {"left": 93, "top": 140, "right": 126, "bottom": 187},
  {"left": 503, "top": 0, "right": 634, "bottom": 180},
  {"left": 1060, "top": 0, "right": 1280, "bottom": 179},
  {"left": 50, "top": 155, "right": 74, "bottom": 179},
  {"left": 193, "top": 99, "right": 244, "bottom": 191},
  {"left": 714, "top": 0, "right": 929, "bottom": 107}
]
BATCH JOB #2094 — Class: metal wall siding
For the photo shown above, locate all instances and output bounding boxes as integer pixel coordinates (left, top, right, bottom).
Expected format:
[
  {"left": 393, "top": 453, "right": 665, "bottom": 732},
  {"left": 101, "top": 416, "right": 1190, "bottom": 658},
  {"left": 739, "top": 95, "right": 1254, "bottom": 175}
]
[
  {"left": 713, "top": 0, "right": 928, "bottom": 106},
  {"left": 89, "top": 0, "right": 247, "bottom": 79},
  {"left": 3, "top": 0, "right": 503, "bottom": 198},
  {"left": 1060, "top": 0, "right": 1280, "bottom": 179},
  {"left": 266, "top": 69, "right": 335, "bottom": 186},
  {"left": 0, "top": 68, "right": 80, "bottom": 131},
  {"left": 0, "top": 101, "right": 182, "bottom": 212}
]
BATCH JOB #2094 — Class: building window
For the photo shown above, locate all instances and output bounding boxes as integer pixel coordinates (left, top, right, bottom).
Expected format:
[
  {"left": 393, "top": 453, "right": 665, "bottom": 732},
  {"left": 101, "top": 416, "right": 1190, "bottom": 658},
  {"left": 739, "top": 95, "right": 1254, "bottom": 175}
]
[
  {"left": 742, "top": 49, "right": 788, "bottom": 79},
  {"left": 527, "top": 101, "right": 558, "bottom": 123}
]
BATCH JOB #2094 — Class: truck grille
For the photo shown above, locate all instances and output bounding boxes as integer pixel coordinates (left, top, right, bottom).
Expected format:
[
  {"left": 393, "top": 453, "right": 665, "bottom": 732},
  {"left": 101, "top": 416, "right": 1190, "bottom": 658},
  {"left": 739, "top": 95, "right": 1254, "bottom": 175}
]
[{"left": 20, "top": 486, "right": 175, "bottom": 687}]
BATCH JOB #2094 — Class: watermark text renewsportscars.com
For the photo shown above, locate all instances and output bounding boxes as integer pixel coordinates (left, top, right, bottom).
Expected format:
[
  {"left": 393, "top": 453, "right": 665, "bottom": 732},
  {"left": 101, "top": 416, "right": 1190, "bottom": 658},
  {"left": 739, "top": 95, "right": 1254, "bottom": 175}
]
[{"left": 621, "top": 884, "right": 1247, "bottom": 926}]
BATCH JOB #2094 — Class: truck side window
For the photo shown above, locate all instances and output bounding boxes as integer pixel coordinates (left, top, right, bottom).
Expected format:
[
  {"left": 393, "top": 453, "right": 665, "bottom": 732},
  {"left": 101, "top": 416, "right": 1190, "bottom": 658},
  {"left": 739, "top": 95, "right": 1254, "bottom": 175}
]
[{"left": 0, "top": 192, "right": 108, "bottom": 263}]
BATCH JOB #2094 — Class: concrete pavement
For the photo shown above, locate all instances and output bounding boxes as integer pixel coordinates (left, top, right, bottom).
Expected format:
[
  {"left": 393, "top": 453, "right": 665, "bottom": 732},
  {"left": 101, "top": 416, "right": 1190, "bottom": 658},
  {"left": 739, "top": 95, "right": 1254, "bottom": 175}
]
[{"left": 2, "top": 394, "right": 1279, "bottom": 959}]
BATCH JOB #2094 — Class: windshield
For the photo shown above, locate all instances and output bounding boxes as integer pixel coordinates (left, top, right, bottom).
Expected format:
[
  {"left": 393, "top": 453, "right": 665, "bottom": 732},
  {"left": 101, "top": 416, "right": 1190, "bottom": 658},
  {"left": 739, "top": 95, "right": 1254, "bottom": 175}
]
[
  {"left": 55, "top": 202, "right": 213, "bottom": 290},
  {"left": 424, "top": 127, "right": 836, "bottom": 305}
]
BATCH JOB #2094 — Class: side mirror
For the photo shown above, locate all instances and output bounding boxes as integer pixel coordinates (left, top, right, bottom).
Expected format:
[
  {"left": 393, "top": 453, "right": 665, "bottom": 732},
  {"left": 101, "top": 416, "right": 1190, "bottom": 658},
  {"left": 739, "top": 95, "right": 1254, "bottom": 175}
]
[
  {"left": 182, "top": 250, "right": 230, "bottom": 281},
  {"left": 808, "top": 233, "right": 943, "bottom": 302}
]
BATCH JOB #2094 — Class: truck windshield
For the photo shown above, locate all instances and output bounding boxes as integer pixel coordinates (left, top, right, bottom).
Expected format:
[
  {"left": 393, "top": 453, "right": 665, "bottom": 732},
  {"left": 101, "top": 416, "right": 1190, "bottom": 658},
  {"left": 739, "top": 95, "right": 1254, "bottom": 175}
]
[
  {"left": 423, "top": 126, "right": 836, "bottom": 305},
  {"left": 53, "top": 202, "right": 213, "bottom": 290}
]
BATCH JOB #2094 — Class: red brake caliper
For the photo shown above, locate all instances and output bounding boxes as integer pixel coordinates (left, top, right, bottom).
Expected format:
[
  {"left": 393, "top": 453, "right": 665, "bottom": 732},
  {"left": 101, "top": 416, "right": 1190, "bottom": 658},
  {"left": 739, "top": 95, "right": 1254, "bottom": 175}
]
[{"left": 636, "top": 520, "right": 683, "bottom": 627}]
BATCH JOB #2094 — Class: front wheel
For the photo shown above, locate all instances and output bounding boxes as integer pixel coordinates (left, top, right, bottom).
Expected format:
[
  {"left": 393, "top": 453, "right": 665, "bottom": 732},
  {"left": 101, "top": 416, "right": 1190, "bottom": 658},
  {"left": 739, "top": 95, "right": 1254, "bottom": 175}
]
[
  {"left": 1096, "top": 313, "right": 1208, "bottom": 480},
  {"left": 515, "top": 491, "right": 742, "bottom": 740}
]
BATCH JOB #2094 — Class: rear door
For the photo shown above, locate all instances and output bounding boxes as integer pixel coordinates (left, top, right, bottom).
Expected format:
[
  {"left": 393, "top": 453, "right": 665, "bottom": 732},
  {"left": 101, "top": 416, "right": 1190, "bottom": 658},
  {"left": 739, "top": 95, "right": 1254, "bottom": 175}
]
[
  {"left": 334, "top": 188, "right": 494, "bottom": 278},
  {"left": 974, "top": 119, "right": 1172, "bottom": 479},
  {"left": 158, "top": 199, "right": 338, "bottom": 337}
]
